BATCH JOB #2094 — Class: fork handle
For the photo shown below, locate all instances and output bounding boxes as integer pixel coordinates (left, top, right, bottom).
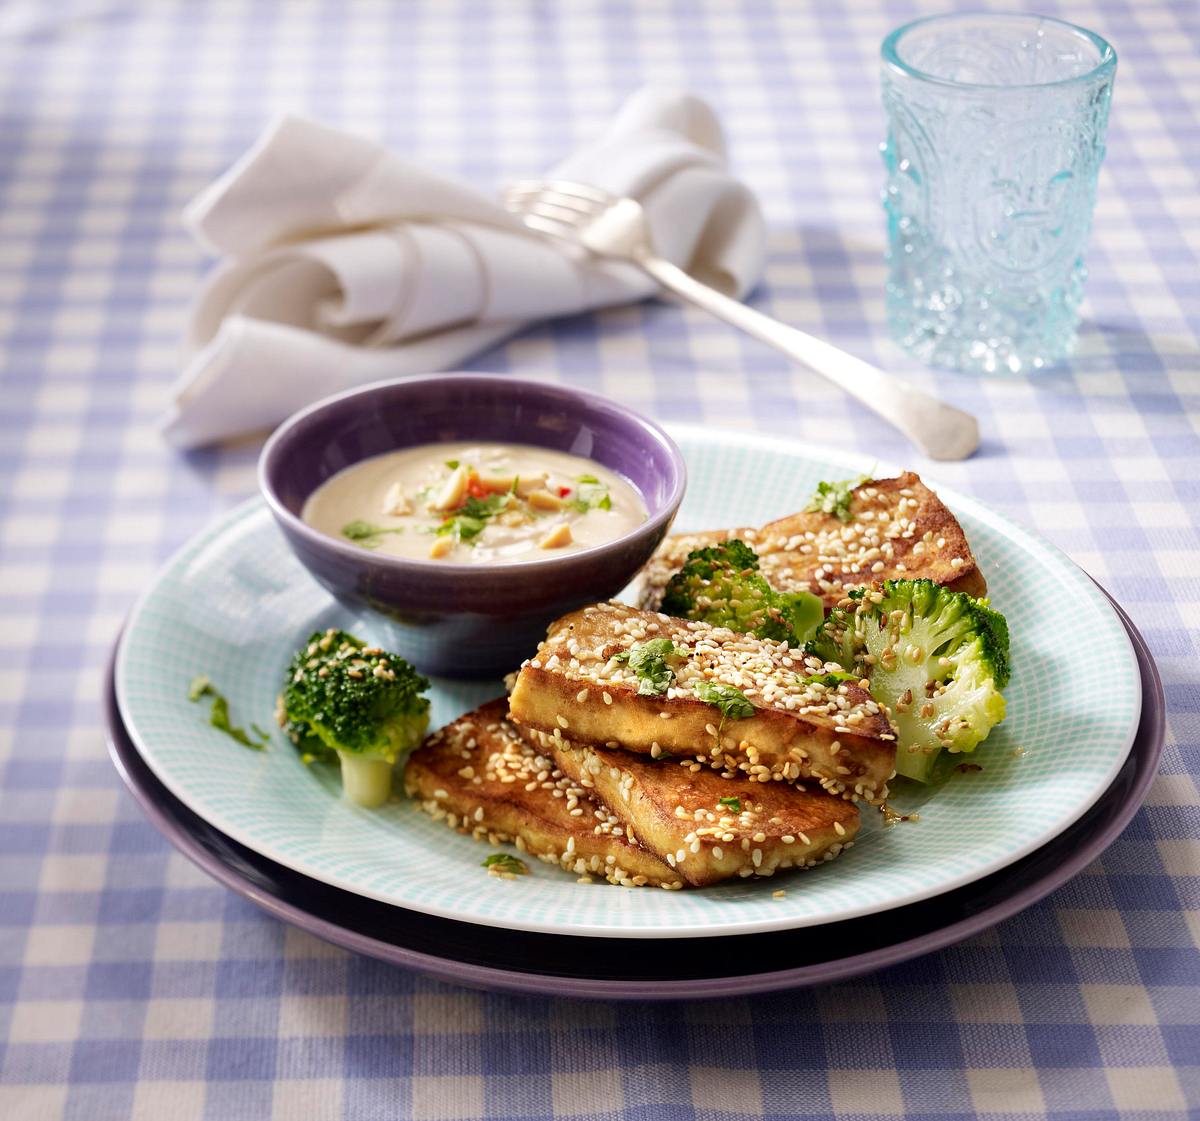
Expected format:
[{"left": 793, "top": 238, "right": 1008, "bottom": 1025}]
[{"left": 636, "top": 255, "right": 979, "bottom": 461}]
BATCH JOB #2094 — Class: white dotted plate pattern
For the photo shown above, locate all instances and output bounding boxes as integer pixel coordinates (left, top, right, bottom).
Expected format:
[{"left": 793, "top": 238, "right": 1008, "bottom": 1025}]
[{"left": 116, "top": 428, "right": 1141, "bottom": 938}]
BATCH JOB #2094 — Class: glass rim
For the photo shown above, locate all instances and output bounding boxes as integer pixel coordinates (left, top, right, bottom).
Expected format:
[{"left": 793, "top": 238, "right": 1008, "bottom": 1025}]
[{"left": 881, "top": 11, "right": 1117, "bottom": 92}]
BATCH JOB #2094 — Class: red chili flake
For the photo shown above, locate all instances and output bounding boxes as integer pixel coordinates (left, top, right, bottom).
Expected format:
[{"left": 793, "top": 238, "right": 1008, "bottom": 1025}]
[
  {"left": 558, "top": 486, "right": 571, "bottom": 498},
  {"left": 466, "top": 477, "right": 488, "bottom": 500}
]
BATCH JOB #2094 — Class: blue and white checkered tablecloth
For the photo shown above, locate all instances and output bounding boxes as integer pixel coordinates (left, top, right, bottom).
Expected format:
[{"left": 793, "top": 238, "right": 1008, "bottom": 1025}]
[{"left": 1, "top": 1, "right": 1197, "bottom": 1118}]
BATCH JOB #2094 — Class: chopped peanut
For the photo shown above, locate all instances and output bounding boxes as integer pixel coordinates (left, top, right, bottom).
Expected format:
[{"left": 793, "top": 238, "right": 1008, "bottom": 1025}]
[
  {"left": 430, "top": 465, "right": 470, "bottom": 511},
  {"left": 428, "top": 535, "right": 455, "bottom": 559},
  {"left": 515, "top": 474, "right": 548, "bottom": 497},
  {"left": 381, "top": 482, "right": 412, "bottom": 517},
  {"left": 477, "top": 473, "right": 547, "bottom": 497},
  {"left": 527, "top": 489, "right": 565, "bottom": 511},
  {"left": 479, "top": 475, "right": 516, "bottom": 493},
  {"left": 539, "top": 523, "right": 573, "bottom": 549}
]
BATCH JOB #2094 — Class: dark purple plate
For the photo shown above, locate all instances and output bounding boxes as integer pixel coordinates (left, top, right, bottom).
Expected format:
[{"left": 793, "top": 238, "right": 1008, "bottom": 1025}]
[{"left": 105, "top": 590, "right": 1163, "bottom": 1000}]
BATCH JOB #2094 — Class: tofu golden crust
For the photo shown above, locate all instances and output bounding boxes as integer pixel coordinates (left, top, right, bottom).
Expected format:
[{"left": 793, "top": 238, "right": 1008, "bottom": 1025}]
[
  {"left": 403, "top": 698, "right": 682, "bottom": 889},
  {"left": 507, "top": 603, "right": 896, "bottom": 803},
  {"left": 639, "top": 472, "right": 985, "bottom": 611},
  {"left": 532, "top": 732, "right": 860, "bottom": 887}
]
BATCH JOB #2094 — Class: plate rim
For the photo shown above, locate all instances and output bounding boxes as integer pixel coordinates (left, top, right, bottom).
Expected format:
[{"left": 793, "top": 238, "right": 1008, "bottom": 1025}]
[
  {"left": 105, "top": 585, "right": 1164, "bottom": 998},
  {"left": 114, "top": 429, "right": 1143, "bottom": 938}
]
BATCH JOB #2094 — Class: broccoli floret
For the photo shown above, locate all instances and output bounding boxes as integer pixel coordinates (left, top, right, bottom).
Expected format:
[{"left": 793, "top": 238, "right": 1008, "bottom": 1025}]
[
  {"left": 660, "top": 539, "right": 824, "bottom": 646},
  {"left": 279, "top": 629, "right": 430, "bottom": 807},
  {"left": 804, "top": 475, "right": 867, "bottom": 522},
  {"left": 806, "top": 579, "right": 1010, "bottom": 782}
]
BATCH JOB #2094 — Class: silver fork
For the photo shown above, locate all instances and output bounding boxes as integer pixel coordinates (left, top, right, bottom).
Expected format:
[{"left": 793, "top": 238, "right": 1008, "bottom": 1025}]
[{"left": 504, "top": 180, "right": 979, "bottom": 461}]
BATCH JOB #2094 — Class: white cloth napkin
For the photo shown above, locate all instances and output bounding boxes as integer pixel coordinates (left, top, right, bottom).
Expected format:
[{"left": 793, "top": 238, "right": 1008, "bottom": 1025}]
[{"left": 160, "top": 87, "right": 766, "bottom": 448}]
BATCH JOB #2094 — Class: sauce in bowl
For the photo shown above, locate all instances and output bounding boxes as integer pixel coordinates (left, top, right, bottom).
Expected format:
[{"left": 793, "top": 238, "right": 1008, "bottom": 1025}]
[{"left": 302, "top": 442, "right": 648, "bottom": 565}]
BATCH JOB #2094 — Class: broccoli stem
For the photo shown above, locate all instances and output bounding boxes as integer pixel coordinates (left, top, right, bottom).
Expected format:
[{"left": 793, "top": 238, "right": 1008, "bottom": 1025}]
[
  {"left": 337, "top": 753, "right": 394, "bottom": 808},
  {"left": 895, "top": 744, "right": 941, "bottom": 784}
]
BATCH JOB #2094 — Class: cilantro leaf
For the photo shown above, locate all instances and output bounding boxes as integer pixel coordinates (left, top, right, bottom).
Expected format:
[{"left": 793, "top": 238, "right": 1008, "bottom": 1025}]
[
  {"left": 437, "top": 494, "right": 508, "bottom": 543},
  {"left": 695, "top": 681, "right": 755, "bottom": 722},
  {"left": 804, "top": 476, "right": 867, "bottom": 522},
  {"left": 717, "top": 796, "right": 742, "bottom": 813},
  {"left": 189, "top": 676, "right": 268, "bottom": 750},
  {"left": 613, "top": 638, "right": 685, "bottom": 696},
  {"left": 342, "top": 520, "right": 405, "bottom": 548},
  {"left": 570, "top": 480, "right": 613, "bottom": 514},
  {"left": 797, "top": 670, "right": 861, "bottom": 688},
  {"left": 482, "top": 853, "right": 528, "bottom": 875},
  {"left": 461, "top": 494, "right": 506, "bottom": 518},
  {"left": 445, "top": 459, "right": 460, "bottom": 469}
]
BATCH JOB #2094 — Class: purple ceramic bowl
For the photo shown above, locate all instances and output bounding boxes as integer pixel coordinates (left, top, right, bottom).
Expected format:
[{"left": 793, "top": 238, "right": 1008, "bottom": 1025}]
[{"left": 258, "top": 375, "right": 686, "bottom": 677}]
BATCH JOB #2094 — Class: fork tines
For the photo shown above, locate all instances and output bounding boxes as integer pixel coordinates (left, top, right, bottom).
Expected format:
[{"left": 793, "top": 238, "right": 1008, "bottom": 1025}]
[{"left": 505, "top": 179, "right": 613, "bottom": 205}]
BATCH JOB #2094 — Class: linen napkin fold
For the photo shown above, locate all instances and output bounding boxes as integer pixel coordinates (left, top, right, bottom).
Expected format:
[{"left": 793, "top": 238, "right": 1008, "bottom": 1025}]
[{"left": 160, "top": 87, "right": 766, "bottom": 448}]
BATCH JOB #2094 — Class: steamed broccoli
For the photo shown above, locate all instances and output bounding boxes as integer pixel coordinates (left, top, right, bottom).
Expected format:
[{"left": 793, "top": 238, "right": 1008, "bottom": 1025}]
[
  {"left": 660, "top": 539, "right": 824, "bottom": 646},
  {"left": 279, "top": 629, "right": 430, "bottom": 807},
  {"left": 806, "top": 579, "right": 1010, "bottom": 783}
]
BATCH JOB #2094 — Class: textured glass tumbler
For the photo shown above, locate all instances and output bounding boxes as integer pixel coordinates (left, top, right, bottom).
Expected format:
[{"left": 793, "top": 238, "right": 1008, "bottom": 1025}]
[{"left": 880, "top": 13, "right": 1116, "bottom": 374}]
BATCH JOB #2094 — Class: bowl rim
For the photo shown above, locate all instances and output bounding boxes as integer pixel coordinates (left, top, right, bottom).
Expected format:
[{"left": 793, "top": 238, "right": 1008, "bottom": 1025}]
[{"left": 257, "top": 373, "right": 688, "bottom": 579}]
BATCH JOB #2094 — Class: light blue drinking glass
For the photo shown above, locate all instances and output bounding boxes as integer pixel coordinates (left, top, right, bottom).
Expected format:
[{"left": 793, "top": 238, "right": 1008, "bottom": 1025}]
[{"left": 880, "top": 13, "right": 1116, "bottom": 375}]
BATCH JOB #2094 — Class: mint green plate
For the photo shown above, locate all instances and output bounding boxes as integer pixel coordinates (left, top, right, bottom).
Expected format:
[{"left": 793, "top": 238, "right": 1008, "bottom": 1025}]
[{"left": 115, "top": 428, "right": 1140, "bottom": 938}]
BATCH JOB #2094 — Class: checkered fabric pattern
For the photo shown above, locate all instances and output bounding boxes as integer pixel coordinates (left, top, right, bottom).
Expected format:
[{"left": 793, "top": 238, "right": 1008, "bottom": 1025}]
[{"left": 0, "top": 0, "right": 1196, "bottom": 1118}]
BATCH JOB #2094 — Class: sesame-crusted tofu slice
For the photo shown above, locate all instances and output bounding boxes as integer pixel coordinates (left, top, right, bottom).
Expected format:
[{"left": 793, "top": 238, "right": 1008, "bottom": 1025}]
[
  {"left": 403, "top": 699, "right": 682, "bottom": 889},
  {"left": 638, "top": 472, "right": 985, "bottom": 611},
  {"left": 508, "top": 604, "right": 897, "bottom": 804},
  {"left": 531, "top": 732, "right": 860, "bottom": 887}
]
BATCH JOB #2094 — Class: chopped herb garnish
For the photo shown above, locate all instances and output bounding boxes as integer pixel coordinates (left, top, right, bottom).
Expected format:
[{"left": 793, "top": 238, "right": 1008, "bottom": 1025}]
[
  {"left": 342, "top": 520, "right": 405, "bottom": 548},
  {"left": 436, "top": 514, "right": 487, "bottom": 541},
  {"left": 189, "top": 676, "right": 268, "bottom": 750},
  {"left": 482, "top": 853, "right": 528, "bottom": 875},
  {"left": 570, "top": 479, "right": 613, "bottom": 514},
  {"left": 695, "top": 681, "right": 755, "bottom": 722},
  {"left": 436, "top": 493, "right": 509, "bottom": 543},
  {"left": 804, "top": 475, "right": 867, "bottom": 523},
  {"left": 797, "top": 670, "right": 860, "bottom": 688},
  {"left": 463, "top": 494, "right": 507, "bottom": 518},
  {"left": 718, "top": 796, "right": 742, "bottom": 813},
  {"left": 613, "top": 638, "right": 685, "bottom": 696},
  {"left": 445, "top": 459, "right": 460, "bottom": 469}
]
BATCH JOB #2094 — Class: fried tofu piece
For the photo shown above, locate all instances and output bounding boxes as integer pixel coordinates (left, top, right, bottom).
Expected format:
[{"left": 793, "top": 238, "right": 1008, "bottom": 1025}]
[
  {"left": 404, "top": 699, "right": 682, "bottom": 889},
  {"left": 507, "top": 603, "right": 897, "bottom": 803},
  {"left": 530, "top": 731, "right": 860, "bottom": 886},
  {"left": 639, "top": 472, "right": 986, "bottom": 611}
]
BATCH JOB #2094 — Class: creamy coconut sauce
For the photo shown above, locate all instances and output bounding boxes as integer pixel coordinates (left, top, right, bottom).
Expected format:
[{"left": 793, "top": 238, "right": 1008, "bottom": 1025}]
[{"left": 302, "top": 442, "right": 648, "bottom": 564}]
